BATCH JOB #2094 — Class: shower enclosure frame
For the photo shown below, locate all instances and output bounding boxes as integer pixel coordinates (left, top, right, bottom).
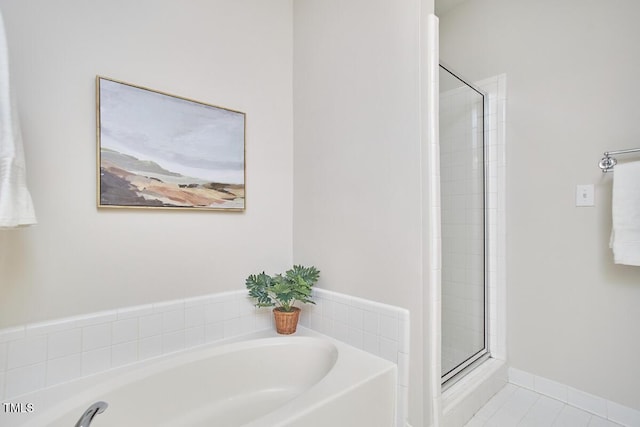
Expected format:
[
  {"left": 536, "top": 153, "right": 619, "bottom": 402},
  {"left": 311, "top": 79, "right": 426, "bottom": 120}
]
[
  {"left": 422, "top": 17, "right": 508, "bottom": 421},
  {"left": 439, "top": 63, "right": 490, "bottom": 387}
]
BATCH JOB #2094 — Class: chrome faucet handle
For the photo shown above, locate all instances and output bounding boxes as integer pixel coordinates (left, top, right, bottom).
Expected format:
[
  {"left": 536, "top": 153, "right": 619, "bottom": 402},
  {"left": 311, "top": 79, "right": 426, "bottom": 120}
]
[{"left": 74, "top": 401, "right": 108, "bottom": 427}]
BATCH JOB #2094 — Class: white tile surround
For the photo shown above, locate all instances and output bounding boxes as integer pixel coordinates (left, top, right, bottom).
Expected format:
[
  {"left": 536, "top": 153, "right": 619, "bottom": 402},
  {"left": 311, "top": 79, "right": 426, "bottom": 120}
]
[
  {"left": 300, "top": 289, "right": 411, "bottom": 427},
  {"left": 0, "top": 287, "right": 410, "bottom": 426}
]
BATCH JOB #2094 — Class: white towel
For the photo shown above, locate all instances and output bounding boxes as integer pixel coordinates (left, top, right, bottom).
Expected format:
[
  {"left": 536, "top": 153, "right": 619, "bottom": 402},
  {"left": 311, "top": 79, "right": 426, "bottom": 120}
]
[
  {"left": 0, "top": 8, "right": 36, "bottom": 228},
  {"left": 610, "top": 161, "right": 640, "bottom": 266}
]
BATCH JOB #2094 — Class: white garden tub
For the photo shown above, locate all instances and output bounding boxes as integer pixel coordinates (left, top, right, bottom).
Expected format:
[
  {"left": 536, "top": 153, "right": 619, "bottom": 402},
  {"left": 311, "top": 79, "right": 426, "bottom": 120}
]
[{"left": 3, "top": 328, "right": 397, "bottom": 427}]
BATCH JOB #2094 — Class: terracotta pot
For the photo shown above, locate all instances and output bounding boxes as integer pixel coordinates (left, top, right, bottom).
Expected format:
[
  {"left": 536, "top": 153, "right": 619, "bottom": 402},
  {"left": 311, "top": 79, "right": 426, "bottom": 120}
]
[{"left": 273, "top": 307, "right": 301, "bottom": 334}]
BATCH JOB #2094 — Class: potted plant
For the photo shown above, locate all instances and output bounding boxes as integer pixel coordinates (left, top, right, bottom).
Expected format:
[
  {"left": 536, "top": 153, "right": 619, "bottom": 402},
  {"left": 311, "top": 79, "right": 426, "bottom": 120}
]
[{"left": 245, "top": 265, "right": 320, "bottom": 334}]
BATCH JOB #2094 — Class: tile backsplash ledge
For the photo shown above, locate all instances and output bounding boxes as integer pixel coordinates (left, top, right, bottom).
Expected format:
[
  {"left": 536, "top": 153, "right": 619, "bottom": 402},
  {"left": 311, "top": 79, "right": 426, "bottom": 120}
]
[
  {"left": 0, "top": 290, "right": 265, "bottom": 399},
  {"left": 0, "top": 287, "right": 409, "bottom": 425}
]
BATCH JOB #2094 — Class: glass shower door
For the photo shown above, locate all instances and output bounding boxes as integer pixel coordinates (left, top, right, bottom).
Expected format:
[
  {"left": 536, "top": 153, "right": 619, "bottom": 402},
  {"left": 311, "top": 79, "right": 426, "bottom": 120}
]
[{"left": 439, "top": 65, "right": 488, "bottom": 384}]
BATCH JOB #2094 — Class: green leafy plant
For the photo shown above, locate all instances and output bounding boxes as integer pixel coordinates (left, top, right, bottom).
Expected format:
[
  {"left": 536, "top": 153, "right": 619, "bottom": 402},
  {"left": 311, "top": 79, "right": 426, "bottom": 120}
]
[{"left": 246, "top": 265, "right": 320, "bottom": 312}]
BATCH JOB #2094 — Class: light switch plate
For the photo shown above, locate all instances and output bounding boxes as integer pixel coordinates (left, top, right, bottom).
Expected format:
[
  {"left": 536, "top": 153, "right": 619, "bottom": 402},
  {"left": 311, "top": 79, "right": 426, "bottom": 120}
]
[{"left": 576, "top": 184, "right": 595, "bottom": 207}]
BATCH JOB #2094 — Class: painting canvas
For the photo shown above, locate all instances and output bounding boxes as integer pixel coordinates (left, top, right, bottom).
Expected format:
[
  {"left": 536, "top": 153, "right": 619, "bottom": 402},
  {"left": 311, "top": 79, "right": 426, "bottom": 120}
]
[{"left": 97, "top": 77, "right": 245, "bottom": 210}]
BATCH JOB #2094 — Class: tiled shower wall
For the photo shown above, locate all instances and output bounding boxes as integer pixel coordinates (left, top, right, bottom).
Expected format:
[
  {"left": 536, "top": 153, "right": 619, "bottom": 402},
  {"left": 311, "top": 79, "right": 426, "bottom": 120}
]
[
  {"left": 440, "top": 78, "right": 486, "bottom": 375},
  {"left": 440, "top": 73, "right": 507, "bottom": 378},
  {"left": 0, "top": 288, "right": 410, "bottom": 426},
  {"left": 440, "top": 74, "right": 507, "bottom": 427}
]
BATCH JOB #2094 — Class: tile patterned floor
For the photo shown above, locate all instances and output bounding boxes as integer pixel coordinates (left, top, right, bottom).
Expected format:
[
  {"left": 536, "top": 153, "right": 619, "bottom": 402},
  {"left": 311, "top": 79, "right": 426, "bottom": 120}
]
[{"left": 465, "top": 384, "right": 623, "bottom": 427}]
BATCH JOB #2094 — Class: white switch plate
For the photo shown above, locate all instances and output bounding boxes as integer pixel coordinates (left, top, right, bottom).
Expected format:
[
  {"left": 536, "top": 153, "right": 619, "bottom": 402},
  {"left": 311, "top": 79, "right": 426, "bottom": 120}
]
[{"left": 576, "top": 184, "right": 595, "bottom": 207}]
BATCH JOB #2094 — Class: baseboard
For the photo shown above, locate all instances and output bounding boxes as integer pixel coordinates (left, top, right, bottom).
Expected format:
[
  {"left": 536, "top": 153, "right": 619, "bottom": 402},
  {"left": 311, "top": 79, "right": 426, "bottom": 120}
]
[{"left": 508, "top": 367, "right": 640, "bottom": 427}]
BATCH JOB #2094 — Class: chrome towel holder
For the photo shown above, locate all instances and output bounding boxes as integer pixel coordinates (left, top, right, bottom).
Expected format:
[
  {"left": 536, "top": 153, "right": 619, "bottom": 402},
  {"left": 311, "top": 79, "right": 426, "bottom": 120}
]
[{"left": 598, "top": 148, "right": 640, "bottom": 172}]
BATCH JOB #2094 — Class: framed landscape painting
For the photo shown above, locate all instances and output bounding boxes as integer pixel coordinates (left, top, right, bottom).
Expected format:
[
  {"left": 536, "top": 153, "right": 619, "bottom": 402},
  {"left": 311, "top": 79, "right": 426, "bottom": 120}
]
[{"left": 96, "top": 76, "right": 245, "bottom": 211}]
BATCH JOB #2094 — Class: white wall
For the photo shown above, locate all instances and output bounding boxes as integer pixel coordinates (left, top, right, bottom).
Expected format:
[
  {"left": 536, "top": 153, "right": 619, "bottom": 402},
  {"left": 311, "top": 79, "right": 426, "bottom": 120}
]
[
  {"left": 0, "top": 0, "right": 294, "bottom": 327},
  {"left": 292, "top": 0, "right": 430, "bottom": 424},
  {"left": 439, "top": 0, "right": 640, "bottom": 410}
]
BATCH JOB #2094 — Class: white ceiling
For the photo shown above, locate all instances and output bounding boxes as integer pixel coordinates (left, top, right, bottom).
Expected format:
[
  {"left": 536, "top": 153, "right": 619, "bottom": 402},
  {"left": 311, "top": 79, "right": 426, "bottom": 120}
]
[{"left": 434, "top": 0, "right": 469, "bottom": 16}]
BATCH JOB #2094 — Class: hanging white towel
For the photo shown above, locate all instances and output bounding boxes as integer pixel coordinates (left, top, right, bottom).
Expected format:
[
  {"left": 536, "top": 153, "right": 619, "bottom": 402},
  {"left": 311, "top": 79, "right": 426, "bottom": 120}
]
[
  {"left": 610, "top": 161, "right": 640, "bottom": 266},
  {"left": 0, "top": 8, "right": 36, "bottom": 228}
]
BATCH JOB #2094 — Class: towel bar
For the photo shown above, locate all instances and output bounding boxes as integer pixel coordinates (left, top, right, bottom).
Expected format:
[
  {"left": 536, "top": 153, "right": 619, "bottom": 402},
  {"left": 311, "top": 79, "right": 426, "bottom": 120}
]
[{"left": 598, "top": 148, "right": 640, "bottom": 172}]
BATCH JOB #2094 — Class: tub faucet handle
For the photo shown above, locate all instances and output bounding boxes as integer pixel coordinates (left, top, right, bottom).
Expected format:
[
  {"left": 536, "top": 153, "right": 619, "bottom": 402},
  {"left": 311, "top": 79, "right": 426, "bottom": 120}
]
[{"left": 74, "top": 401, "right": 108, "bottom": 427}]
